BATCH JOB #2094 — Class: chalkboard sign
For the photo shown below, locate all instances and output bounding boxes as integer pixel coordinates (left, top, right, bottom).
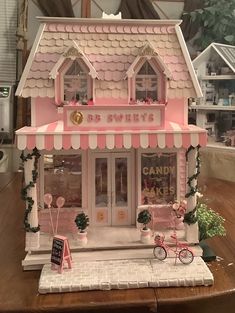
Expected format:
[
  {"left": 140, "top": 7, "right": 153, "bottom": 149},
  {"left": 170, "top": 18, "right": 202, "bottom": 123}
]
[
  {"left": 51, "top": 235, "right": 72, "bottom": 273},
  {"left": 51, "top": 236, "right": 64, "bottom": 266}
]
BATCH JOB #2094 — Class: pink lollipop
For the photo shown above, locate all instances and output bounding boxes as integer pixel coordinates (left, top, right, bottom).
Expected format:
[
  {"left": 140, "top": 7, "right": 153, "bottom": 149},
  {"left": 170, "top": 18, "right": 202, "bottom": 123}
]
[
  {"left": 44, "top": 193, "right": 54, "bottom": 234},
  {"left": 56, "top": 196, "right": 65, "bottom": 208},
  {"left": 55, "top": 196, "right": 65, "bottom": 235},
  {"left": 44, "top": 193, "right": 53, "bottom": 207}
]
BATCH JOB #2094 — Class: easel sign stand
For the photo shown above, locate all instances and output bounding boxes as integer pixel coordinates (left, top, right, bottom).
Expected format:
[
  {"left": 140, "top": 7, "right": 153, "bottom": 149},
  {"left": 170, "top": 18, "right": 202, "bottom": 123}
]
[
  {"left": 44, "top": 194, "right": 72, "bottom": 273},
  {"left": 51, "top": 235, "right": 72, "bottom": 274}
]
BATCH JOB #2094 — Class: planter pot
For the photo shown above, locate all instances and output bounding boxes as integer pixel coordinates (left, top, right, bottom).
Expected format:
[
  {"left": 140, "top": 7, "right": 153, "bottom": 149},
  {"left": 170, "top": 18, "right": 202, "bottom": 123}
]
[
  {"left": 199, "top": 240, "right": 216, "bottom": 262},
  {"left": 185, "top": 222, "right": 199, "bottom": 244},
  {"left": 77, "top": 231, "right": 88, "bottom": 246},
  {"left": 140, "top": 228, "right": 151, "bottom": 244}
]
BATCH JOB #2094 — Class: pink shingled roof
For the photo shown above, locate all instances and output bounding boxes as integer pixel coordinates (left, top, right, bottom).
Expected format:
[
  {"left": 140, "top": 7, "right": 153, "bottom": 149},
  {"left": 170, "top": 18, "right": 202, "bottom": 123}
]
[{"left": 20, "top": 19, "right": 197, "bottom": 99}]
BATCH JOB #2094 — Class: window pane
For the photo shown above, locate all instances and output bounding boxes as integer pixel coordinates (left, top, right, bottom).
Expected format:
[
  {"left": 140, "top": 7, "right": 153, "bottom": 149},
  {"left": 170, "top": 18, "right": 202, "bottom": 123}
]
[
  {"left": 115, "top": 158, "right": 128, "bottom": 207},
  {"left": 138, "top": 62, "right": 156, "bottom": 75},
  {"left": 64, "top": 60, "right": 88, "bottom": 103},
  {"left": 95, "top": 158, "right": 108, "bottom": 207},
  {"left": 141, "top": 153, "right": 177, "bottom": 205},
  {"left": 44, "top": 154, "right": 82, "bottom": 207},
  {"left": 136, "top": 61, "right": 158, "bottom": 101}
]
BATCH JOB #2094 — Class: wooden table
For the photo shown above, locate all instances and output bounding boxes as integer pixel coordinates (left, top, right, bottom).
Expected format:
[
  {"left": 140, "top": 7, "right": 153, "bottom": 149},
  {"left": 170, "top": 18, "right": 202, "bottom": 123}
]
[{"left": 0, "top": 173, "right": 235, "bottom": 313}]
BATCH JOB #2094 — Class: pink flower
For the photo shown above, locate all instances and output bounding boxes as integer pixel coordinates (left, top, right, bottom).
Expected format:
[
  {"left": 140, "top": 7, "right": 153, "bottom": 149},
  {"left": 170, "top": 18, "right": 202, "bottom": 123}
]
[
  {"left": 172, "top": 202, "right": 179, "bottom": 211},
  {"left": 178, "top": 206, "right": 186, "bottom": 216}
]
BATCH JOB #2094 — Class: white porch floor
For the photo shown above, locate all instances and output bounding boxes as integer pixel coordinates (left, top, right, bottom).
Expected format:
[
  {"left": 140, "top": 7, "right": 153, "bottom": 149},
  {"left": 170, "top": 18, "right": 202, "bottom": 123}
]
[
  {"left": 38, "top": 226, "right": 186, "bottom": 251},
  {"left": 23, "top": 226, "right": 202, "bottom": 270}
]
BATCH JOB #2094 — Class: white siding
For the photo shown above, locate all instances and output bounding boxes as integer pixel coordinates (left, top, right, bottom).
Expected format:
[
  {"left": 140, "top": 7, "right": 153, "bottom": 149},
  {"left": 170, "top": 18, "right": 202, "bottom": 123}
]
[{"left": 0, "top": 0, "right": 17, "bottom": 83}]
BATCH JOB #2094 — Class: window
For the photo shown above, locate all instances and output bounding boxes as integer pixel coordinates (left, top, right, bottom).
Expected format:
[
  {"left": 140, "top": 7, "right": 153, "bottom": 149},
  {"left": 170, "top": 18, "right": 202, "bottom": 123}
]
[
  {"left": 44, "top": 154, "right": 82, "bottom": 207},
  {"left": 135, "top": 61, "right": 158, "bottom": 102},
  {"left": 141, "top": 153, "right": 177, "bottom": 205},
  {"left": 63, "top": 60, "right": 90, "bottom": 104}
]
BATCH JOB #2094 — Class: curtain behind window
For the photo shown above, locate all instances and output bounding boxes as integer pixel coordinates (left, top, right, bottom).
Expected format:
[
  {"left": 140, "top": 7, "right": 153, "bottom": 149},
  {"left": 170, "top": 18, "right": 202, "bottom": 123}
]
[{"left": 36, "top": 0, "right": 74, "bottom": 17}]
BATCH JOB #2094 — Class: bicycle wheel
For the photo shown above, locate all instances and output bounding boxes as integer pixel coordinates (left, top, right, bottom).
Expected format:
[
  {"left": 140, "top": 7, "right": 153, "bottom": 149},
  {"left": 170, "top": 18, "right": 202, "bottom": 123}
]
[
  {"left": 178, "top": 248, "right": 194, "bottom": 264},
  {"left": 153, "top": 246, "right": 167, "bottom": 260}
]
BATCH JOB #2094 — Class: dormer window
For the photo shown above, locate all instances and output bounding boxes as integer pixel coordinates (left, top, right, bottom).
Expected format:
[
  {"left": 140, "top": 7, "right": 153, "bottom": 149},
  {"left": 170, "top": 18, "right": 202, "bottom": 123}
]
[
  {"left": 49, "top": 42, "right": 99, "bottom": 106},
  {"left": 135, "top": 61, "right": 158, "bottom": 102},
  {"left": 64, "top": 60, "right": 91, "bottom": 104},
  {"left": 126, "top": 43, "right": 172, "bottom": 104}
]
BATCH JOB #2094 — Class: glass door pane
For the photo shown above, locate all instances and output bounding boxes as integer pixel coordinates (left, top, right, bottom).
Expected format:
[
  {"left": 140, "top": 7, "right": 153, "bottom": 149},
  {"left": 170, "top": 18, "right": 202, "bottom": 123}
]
[
  {"left": 115, "top": 158, "right": 128, "bottom": 207},
  {"left": 95, "top": 158, "right": 108, "bottom": 207},
  {"left": 112, "top": 153, "right": 132, "bottom": 226}
]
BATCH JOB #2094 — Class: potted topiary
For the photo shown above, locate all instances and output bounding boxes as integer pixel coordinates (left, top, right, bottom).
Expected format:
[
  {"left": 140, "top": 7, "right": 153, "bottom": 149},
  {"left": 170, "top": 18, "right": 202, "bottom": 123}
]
[
  {"left": 197, "top": 202, "right": 226, "bottom": 261},
  {"left": 197, "top": 203, "right": 226, "bottom": 241},
  {"left": 74, "top": 212, "right": 89, "bottom": 246},
  {"left": 137, "top": 209, "right": 152, "bottom": 244}
]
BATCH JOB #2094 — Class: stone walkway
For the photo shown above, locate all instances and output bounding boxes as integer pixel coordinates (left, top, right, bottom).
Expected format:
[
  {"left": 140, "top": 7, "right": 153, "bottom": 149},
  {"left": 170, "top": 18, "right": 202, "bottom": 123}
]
[{"left": 39, "top": 257, "right": 213, "bottom": 294}]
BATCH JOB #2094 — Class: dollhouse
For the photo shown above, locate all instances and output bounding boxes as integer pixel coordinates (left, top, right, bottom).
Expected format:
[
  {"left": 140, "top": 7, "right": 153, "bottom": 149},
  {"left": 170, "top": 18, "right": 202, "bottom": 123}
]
[
  {"left": 191, "top": 43, "right": 235, "bottom": 146},
  {"left": 16, "top": 17, "right": 207, "bottom": 268}
]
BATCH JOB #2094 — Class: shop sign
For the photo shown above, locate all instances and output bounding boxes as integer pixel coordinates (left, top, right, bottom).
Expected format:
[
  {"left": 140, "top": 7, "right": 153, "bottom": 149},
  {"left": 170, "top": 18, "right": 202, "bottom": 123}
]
[{"left": 64, "top": 104, "right": 165, "bottom": 130}]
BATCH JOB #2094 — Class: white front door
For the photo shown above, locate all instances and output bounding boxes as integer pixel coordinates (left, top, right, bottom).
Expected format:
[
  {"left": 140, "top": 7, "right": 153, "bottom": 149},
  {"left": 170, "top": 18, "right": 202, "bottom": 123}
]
[{"left": 91, "top": 152, "right": 132, "bottom": 226}]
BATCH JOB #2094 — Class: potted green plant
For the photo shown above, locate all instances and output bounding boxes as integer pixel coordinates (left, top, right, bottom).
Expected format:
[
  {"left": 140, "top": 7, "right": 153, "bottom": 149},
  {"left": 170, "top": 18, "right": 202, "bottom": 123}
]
[
  {"left": 185, "top": 0, "right": 235, "bottom": 50},
  {"left": 137, "top": 209, "right": 152, "bottom": 243},
  {"left": 197, "top": 202, "right": 226, "bottom": 261},
  {"left": 74, "top": 212, "right": 89, "bottom": 246},
  {"left": 197, "top": 203, "right": 226, "bottom": 241}
]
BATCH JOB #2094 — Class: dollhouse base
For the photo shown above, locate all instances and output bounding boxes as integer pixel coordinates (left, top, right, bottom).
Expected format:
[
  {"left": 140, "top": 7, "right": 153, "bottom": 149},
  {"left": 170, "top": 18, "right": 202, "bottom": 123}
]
[
  {"left": 38, "top": 257, "right": 213, "bottom": 294},
  {"left": 22, "top": 226, "right": 203, "bottom": 270}
]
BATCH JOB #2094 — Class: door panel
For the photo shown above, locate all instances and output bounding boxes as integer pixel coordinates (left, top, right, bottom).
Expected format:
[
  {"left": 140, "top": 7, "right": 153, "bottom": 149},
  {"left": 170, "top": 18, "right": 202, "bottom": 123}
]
[
  {"left": 114, "top": 157, "right": 128, "bottom": 207},
  {"left": 95, "top": 157, "right": 108, "bottom": 208},
  {"left": 112, "top": 154, "right": 131, "bottom": 226},
  {"left": 92, "top": 154, "right": 111, "bottom": 226},
  {"left": 92, "top": 152, "right": 132, "bottom": 226}
]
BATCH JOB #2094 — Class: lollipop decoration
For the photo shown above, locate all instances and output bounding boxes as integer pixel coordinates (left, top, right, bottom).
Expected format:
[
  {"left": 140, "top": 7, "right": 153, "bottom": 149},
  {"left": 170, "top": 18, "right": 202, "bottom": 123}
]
[
  {"left": 44, "top": 194, "right": 65, "bottom": 235},
  {"left": 55, "top": 196, "right": 65, "bottom": 234},
  {"left": 44, "top": 193, "right": 54, "bottom": 235}
]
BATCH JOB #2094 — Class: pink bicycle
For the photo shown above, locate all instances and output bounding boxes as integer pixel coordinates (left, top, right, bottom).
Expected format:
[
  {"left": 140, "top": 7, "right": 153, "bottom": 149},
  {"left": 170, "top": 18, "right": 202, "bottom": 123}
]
[{"left": 153, "top": 232, "right": 194, "bottom": 264}]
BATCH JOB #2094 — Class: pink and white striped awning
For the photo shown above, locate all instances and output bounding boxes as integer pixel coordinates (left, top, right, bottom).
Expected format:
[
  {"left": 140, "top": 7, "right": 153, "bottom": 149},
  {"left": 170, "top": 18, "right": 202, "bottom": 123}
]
[{"left": 16, "top": 120, "right": 207, "bottom": 150}]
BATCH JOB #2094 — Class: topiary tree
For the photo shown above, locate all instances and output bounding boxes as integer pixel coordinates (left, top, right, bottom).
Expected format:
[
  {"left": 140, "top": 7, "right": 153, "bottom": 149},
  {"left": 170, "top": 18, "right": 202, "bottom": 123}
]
[
  {"left": 137, "top": 209, "right": 152, "bottom": 230},
  {"left": 197, "top": 203, "right": 226, "bottom": 241},
  {"left": 74, "top": 212, "right": 89, "bottom": 233}
]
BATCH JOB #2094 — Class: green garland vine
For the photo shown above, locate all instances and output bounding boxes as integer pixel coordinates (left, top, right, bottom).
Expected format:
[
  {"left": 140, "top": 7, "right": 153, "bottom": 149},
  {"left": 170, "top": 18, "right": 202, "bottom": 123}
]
[
  {"left": 185, "top": 145, "right": 201, "bottom": 198},
  {"left": 184, "top": 145, "right": 201, "bottom": 225},
  {"left": 20, "top": 148, "right": 41, "bottom": 232}
]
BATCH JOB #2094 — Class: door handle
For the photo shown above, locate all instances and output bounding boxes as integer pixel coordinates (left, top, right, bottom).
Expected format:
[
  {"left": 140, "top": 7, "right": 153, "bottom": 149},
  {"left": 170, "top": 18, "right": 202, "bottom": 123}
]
[
  {"left": 108, "top": 191, "right": 112, "bottom": 206},
  {"left": 111, "top": 191, "right": 115, "bottom": 206}
]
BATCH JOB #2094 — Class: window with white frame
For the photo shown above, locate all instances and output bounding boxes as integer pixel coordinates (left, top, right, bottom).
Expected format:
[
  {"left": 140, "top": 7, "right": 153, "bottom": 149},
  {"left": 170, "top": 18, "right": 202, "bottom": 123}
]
[
  {"left": 63, "top": 60, "right": 91, "bottom": 104},
  {"left": 141, "top": 152, "right": 177, "bottom": 205},
  {"left": 135, "top": 61, "right": 158, "bottom": 102},
  {"left": 44, "top": 154, "right": 82, "bottom": 208}
]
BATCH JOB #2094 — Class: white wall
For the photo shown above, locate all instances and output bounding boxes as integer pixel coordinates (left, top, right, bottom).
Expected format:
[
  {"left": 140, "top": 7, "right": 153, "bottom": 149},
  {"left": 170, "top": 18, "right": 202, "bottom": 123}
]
[{"left": 27, "top": 0, "right": 184, "bottom": 48}]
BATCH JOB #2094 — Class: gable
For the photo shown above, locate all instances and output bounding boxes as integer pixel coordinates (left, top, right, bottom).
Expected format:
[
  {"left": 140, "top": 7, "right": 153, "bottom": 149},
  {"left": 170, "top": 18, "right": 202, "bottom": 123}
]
[
  {"left": 213, "top": 44, "right": 235, "bottom": 73},
  {"left": 126, "top": 42, "right": 172, "bottom": 80},
  {"left": 49, "top": 41, "right": 99, "bottom": 80},
  {"left": 193, "top": 43, "right": 235, "bottom": 74}
]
